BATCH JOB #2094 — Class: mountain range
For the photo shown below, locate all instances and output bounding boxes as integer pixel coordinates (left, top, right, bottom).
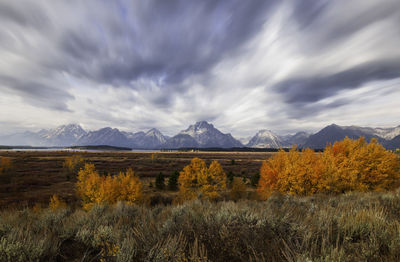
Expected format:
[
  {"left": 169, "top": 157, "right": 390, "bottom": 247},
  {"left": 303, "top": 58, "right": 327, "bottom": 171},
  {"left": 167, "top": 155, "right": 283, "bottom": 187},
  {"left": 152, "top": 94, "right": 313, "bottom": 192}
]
[{"left": 0, "top": 122, "right": 399, "bottom": 150}]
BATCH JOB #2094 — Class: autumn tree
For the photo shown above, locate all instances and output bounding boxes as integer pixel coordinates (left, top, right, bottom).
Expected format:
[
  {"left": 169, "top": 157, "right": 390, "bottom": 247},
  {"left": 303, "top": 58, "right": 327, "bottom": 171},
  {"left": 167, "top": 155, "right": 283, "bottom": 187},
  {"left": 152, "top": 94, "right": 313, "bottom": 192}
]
[
  {"left": 63, "top": 155, "right": 84, "bottom": 180},
  {"left": 230, "top": 177, "right": 247, "bottom": 201},
  {"left": 257, "top": 137, "right": 400, "bottom": 199},
  {"left": 76, "top": 163, "right": 143, "bottom": 210},
  {"left": 178, "top": 158, "right": 226, "bottom": 201}
]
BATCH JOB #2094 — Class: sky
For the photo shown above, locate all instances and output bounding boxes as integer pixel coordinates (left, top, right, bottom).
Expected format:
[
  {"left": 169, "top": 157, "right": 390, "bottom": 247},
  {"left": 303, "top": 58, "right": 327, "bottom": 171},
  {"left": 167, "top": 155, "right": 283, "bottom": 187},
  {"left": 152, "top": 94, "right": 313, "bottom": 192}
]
[{"left": 0, "top": 0, "right": 400, "bottom": 137}]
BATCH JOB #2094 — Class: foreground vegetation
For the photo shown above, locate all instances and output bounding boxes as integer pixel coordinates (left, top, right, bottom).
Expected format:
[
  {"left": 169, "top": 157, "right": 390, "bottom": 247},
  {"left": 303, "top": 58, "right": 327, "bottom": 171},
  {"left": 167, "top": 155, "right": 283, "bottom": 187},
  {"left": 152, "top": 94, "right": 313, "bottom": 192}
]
[
  {"left": 1, "top": 138, "right": 399, "bottom": 261},
  {"left": 1, "top": 190, "right": 400, "bottom": 261}
]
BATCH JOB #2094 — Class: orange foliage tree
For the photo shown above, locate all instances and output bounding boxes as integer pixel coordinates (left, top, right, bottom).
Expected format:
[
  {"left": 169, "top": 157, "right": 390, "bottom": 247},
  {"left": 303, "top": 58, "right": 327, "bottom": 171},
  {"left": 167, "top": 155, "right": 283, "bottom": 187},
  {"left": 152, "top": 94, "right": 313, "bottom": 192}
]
[
  {"left": 178, "top": 158, "right": 226, "bottom": 201},
  {"left": 76, "top": 163, "right": 143, "bottom": 209},
  {"left": 258, "top": 137, "right": 400, "bottom": 199}
]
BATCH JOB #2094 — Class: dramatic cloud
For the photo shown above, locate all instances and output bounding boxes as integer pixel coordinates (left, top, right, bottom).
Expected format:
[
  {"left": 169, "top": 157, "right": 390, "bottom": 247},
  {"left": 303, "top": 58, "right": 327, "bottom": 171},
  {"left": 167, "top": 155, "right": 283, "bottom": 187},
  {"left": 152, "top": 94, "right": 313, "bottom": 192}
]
[{"left": 0, "top": 0, "right": 399, "bottom": 137}]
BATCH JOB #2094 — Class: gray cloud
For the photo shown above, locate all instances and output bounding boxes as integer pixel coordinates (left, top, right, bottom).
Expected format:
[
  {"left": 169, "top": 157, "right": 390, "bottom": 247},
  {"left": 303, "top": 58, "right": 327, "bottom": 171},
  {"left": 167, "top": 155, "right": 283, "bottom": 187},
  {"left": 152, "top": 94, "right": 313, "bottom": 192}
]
[
  {"left": 0, "top": 74, "right": 73, "bottom": 111},
  {"left": 0, "top": 0, "right": 400, "bottom": 136},
  {"left": 47, "top": 0, "right": 279, "bottom": 86},
  {"left": 276, "top": 59, "right": 400, "bottom": 106}
]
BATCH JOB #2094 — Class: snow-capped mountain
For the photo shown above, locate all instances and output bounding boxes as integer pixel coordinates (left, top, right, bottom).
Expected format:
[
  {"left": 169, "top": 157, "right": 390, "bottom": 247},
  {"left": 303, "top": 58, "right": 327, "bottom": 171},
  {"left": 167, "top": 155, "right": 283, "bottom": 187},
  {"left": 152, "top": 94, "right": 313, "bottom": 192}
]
[
  {"left": 374, "top": 126, "right": 400, "bottom": 140},
  {"left": 76, "top": 127, "right": 129, "bottom": 147},
  {"left": 175, "top": 121, "right": 242, "bottom": 148},
  {"left": 0, "top": 124, "right": 86, "bottom": 146},
  {"left": 162, "top": 134, "right": 199, "bottom": 148},
  {"left": 247, "top": 130, "right": 282, "bottom": 148},
  {"left": 281, "top": 131, "right": 310, "bottom": 147},
  {"left": 136, "top": 128, "right": 167, "bottom": 149},
  {"left": 303, "top": 124, "right": 383, "bottom": 149},
  {"left": 38, "top": 124, "right": 86, "bottom": 146},
  {"left": 121, "top": 128, "right": 167, "bottom": 148},
  {"left": 1, "top": 122, "right": 399, "bottom": 149}
]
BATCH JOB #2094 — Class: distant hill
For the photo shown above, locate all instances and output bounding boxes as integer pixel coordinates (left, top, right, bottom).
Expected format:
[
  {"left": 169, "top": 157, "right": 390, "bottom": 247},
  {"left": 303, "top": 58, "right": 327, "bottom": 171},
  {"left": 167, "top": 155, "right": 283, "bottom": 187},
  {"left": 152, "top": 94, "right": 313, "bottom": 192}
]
[{"left": 303, "top": 124, "right": 388, "bottom": 149}]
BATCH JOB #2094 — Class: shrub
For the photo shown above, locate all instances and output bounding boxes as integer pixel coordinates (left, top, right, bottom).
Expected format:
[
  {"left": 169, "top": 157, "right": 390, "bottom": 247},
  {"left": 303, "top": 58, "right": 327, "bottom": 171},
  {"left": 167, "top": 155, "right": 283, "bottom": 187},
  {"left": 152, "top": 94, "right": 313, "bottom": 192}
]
[
  {"left": 1, "top": 191, "right": 400, "bottom": 261},
  {"left": 76, "top": 164, "right": 143, "bottom": 209},
  {"left": 49, "top": 194, "right": 66, "bottom": 210},
  {"left": 258, "top": 137, "right": 400, "bottom": 199},
  {"left": 155, "top": 172, "right": 165, "bottom": 190},
  {"left": 178, "top": 158, "right": 226, "bottom": 201},
  {"left": 168, "top": 171, "right": 179, "bottom": 191},
  {"left": 230, "top": 177, "right": 247, "bottom": 201}
]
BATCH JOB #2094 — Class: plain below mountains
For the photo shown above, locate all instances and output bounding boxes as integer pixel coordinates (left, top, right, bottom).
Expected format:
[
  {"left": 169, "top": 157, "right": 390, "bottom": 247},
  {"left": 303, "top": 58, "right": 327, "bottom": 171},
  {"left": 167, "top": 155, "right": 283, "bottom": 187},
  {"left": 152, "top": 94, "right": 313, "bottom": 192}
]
[{"left": 0, "top": 122, "right": 399, "bottom": 150}]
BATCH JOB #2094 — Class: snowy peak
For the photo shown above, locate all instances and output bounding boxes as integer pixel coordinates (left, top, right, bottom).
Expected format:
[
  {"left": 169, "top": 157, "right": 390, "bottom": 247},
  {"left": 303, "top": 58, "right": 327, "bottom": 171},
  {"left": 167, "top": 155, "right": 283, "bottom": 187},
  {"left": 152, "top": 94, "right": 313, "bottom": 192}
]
[
  {"left": 175, "top": 121, "right": 242, "bottom": 148},
  {"left": 42, "top": 124, "right": 86, "bottom": 138},
  {"left": 180, "top": 121, "right": 215, "bottom": 138},
  {"left": 247, "top": 130, "right": 282, "bottom": 148},
  {"left": 137, "top": 128, "right": 167, "bottom": 148},
  {"left": 38, "top": 124, "right": 87, "bottom": 146},
  {"left": 77, "top": 127, "right": 129, "bottom": 147},
  {"left": 282, "top": 131, "right": 310, "bottom": 147},
  {"left": 374, "top": 126, "right": 400, "bottom": 140}
]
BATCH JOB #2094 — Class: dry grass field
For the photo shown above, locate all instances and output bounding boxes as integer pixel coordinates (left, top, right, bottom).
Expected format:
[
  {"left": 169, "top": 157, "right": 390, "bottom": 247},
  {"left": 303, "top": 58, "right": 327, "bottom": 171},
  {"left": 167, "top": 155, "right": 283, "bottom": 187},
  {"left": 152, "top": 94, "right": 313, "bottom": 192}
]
[{"left": 0, "top": 150, "right": 272, "bottom": 209}]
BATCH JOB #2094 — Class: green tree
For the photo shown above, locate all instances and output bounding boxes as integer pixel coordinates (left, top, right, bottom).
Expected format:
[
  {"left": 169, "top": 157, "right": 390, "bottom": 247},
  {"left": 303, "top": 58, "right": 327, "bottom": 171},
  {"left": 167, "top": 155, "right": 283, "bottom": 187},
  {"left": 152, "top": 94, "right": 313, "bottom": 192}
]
[
  {"left": 168, "top": 171, "right": 179, "bottom": 191},
  {"left": 226, "top": 171, "right": 234, "bottom": 185},
  {"left": 155, "top": 172, "right": 165, "bottom": 190},
  {"left": 251, "top": 173, "right": 260, "bottom": 187}
]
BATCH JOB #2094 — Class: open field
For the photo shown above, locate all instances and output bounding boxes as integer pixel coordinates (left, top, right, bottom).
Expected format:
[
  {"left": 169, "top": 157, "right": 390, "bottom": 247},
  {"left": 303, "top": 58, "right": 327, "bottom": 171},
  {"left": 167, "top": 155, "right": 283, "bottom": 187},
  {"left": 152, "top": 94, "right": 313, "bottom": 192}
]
[
  {"left": 1, "top": 191, "right": 400, "bottom": 261},
  {"left": 0, "top": 151, "right": 273, "bottom": 209}
]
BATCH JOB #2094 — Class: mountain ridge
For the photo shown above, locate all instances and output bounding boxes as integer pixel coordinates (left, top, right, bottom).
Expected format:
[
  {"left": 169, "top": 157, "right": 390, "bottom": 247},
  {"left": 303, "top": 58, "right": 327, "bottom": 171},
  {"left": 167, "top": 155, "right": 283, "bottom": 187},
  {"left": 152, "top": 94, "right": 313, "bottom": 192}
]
[{"left": 0, "top": 122, "right": 399, "bottom": 149}]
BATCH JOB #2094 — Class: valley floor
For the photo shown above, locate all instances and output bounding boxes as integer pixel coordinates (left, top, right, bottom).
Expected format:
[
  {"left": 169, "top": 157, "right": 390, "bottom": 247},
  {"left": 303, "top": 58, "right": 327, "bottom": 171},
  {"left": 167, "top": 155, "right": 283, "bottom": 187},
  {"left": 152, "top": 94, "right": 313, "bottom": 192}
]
[{"left": 0, "top": 151, "right": 272, "bottom": 209}]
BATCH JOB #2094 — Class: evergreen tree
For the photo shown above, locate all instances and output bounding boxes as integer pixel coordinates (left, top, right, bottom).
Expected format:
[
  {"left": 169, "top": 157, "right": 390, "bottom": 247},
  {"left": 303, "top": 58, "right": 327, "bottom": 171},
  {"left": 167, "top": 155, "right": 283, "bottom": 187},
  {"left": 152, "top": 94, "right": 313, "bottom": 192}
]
[
  {"left": 168, "top": 171, "right": 179, "bottom": 190},
  {"left": 251, "top": 173, "right": 260, "bottom": 187},
  {"left": 226, "top": 171, "right": 234, "bottom": 185},
  {"left": 155, "top": 172, "right": 165, "bottom": 190}
]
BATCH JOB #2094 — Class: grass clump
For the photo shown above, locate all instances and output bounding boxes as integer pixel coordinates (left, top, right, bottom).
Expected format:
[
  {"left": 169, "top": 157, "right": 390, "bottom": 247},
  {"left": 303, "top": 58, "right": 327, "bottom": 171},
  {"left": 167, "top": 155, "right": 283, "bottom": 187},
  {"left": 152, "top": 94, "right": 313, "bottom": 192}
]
[{"left": 1, "top": 190, "right": 400, "bottom": 261}]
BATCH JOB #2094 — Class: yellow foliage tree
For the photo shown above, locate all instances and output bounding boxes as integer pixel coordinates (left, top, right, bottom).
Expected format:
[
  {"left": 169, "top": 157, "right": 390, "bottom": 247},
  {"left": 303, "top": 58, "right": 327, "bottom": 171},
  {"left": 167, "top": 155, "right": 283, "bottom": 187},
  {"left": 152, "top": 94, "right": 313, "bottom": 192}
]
[
  {"left": 258, "top": 137, "right": 400, "bottom": 199},
  {"left": 63, "top": 155, "right": 85, "bottom": 174},
  {"left": 178, "top": 158, "right": 226, "bottom": 201},
  {"left": 230, "top": 177, "right": 247, "bottom": 201},
  {"left": 76, "top": 163, "right": 143, "bottom": 210}
]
